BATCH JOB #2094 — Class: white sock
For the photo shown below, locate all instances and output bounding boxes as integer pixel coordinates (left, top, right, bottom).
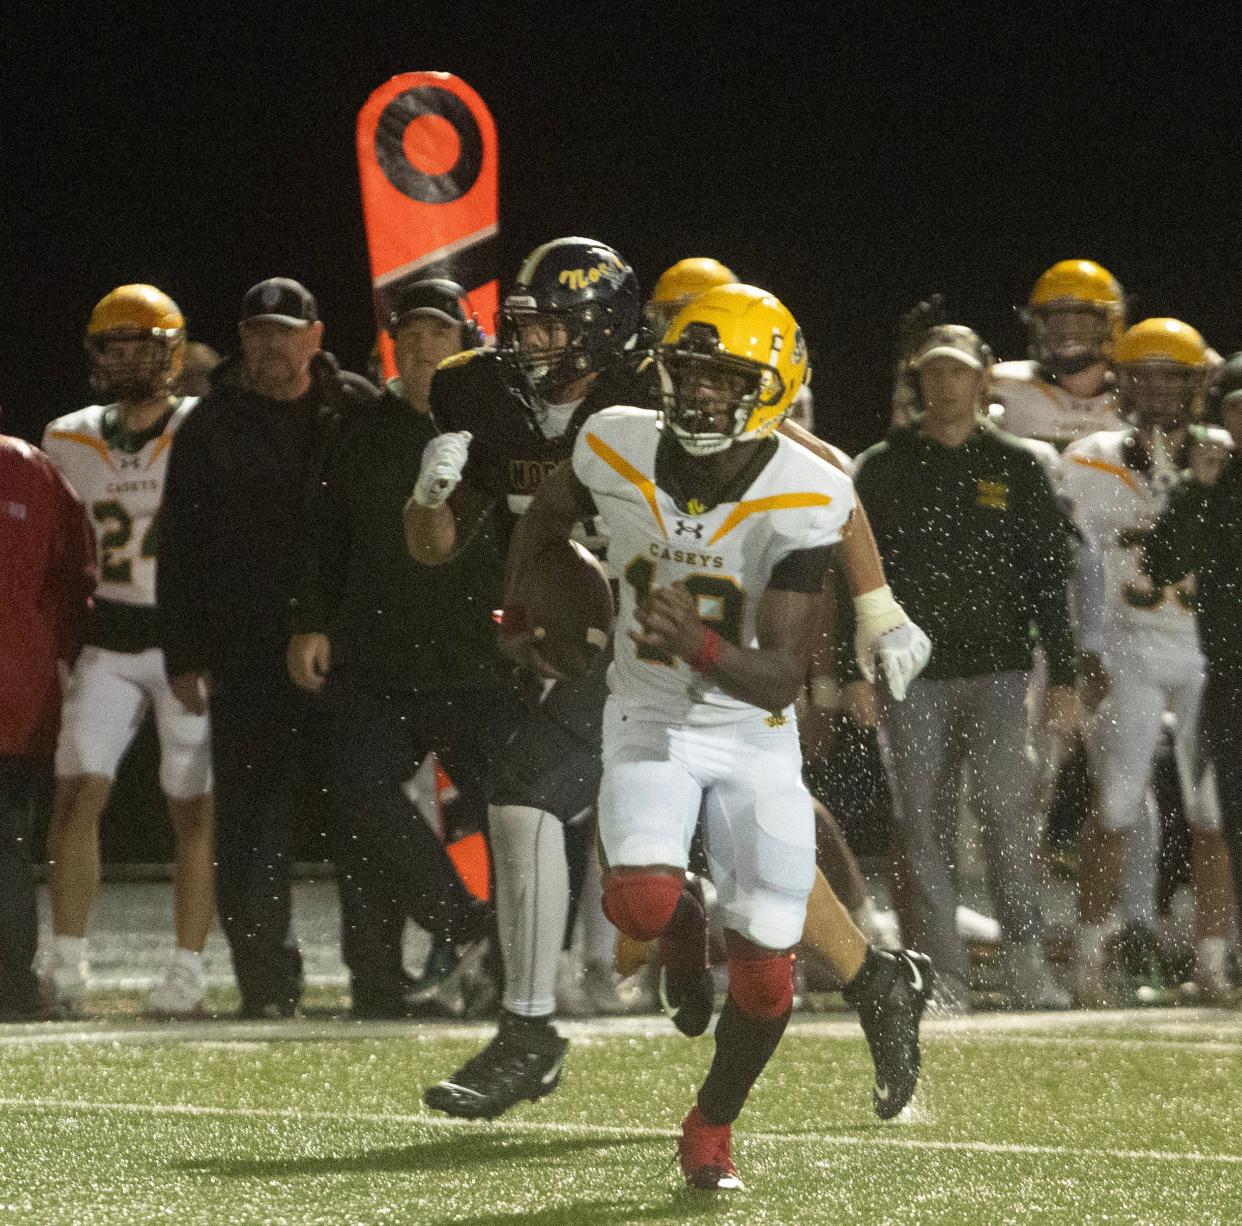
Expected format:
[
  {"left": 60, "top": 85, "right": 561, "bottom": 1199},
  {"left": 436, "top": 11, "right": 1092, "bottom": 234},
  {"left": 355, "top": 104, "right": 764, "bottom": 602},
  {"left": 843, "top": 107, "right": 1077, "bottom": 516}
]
[
  {"left": 1119, "top": 798, "right": 1158, "bottom": 928},
  {"left": 53, "top": 935, "right": 87, "bottom": 965},
  {"left": 174, "top": 947, "right": 205, "bottom": 977},
  {"left": 489, "top": 805, "right": 568, "bottom": 1018},
  {"left": 580, "top": 852, "right": 617, "bottom": 972}
]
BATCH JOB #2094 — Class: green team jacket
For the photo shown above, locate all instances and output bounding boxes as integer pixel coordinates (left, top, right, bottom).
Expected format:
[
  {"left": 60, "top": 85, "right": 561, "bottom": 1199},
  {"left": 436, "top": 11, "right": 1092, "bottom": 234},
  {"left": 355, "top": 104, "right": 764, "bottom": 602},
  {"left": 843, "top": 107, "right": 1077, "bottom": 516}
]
[
  {"left": 291, "top": 386, "right": 511, "bottom": 692},
  {"left": 844, "top": 421, "right": 1077, "bottom": 686},
  {"left": 1143, "top": 452, "right": 1242, "bottom": 676}
]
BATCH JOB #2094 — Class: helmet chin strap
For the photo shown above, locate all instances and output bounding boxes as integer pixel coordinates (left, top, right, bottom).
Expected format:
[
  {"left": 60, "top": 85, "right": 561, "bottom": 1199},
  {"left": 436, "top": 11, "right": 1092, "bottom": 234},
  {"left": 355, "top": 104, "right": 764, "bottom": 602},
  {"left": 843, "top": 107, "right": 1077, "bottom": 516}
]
[{"left": 1045, "top": 351, "right": 1100, "bottom": 378}]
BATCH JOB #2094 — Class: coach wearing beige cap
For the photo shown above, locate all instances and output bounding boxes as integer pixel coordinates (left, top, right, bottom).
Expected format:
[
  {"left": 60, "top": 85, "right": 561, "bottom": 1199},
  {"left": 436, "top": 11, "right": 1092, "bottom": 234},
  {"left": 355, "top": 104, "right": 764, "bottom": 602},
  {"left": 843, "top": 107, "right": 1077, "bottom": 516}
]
[{"left": 845, "top": 323, "right": 1078, "bottom": 1014}]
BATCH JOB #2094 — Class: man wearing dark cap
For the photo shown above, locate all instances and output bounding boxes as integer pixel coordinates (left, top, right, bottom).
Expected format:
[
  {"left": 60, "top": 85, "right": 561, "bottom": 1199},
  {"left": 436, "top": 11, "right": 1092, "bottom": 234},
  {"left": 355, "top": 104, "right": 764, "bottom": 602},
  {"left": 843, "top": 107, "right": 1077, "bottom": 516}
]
[
  {"left": 157, "top": 277, "right": 380, "bottom": 1018},
  {"left": 848, "top": 324, "right": 1078, "bottom": 1014},
  {"left": 286, "top": 278, "right": 521, "bottom": 1017}
]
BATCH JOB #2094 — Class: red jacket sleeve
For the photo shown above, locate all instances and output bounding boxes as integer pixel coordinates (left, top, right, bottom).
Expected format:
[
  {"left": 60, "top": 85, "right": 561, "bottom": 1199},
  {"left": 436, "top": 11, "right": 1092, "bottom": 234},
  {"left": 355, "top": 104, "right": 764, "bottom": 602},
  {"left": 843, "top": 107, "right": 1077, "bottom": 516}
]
[{"left": 46, "top": 460, "right": 97, "bottom": 662}]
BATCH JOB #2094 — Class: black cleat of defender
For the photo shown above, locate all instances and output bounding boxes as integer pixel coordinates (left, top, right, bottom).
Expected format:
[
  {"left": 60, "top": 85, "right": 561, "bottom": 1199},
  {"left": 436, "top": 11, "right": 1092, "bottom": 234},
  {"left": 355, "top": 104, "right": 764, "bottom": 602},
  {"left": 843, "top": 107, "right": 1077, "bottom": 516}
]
[
  {"left": 843, "top": 948, "right": 933, "bottom": 1119},
  {"left": 422, "top": 1018, "right": 568, "bottom": 1121},
  {"left": 657, "top": 876, "right": 714, "bottom": 1038}
]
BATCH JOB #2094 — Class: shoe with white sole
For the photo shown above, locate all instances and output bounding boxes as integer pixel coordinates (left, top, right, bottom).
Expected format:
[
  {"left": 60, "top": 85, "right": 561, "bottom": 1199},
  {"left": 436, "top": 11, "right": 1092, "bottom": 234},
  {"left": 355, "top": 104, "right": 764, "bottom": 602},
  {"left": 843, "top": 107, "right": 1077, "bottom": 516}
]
[{"left": 146, "top": 962, "right": 207, "bottom": 1018}]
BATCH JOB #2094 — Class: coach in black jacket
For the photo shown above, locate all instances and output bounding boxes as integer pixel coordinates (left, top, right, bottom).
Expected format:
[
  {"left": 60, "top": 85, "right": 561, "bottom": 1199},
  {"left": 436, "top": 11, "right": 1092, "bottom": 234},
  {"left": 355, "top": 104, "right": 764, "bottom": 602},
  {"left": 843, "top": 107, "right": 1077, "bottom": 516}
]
[{"left": 158, "top": 278, "right": 379, "bottom": 1017}]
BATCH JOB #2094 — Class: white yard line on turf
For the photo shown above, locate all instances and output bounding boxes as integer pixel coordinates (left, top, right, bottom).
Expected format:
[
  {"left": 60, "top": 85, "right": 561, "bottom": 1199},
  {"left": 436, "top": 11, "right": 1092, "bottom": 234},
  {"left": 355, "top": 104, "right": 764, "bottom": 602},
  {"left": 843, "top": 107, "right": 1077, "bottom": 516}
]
[
  {"left": 0, "top": 1009, "right": 1238, "bottom": 1049},
  {"left": 0, "top": 1095, "right": 1238, "bottom": 1167}
]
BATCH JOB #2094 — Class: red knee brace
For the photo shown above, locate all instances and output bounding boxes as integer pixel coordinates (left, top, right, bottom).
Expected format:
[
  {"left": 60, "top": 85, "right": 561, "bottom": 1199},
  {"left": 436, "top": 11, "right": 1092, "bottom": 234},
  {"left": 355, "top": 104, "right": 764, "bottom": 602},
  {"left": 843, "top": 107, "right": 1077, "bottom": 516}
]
[
  {"left": 603, "top": 873, "right": 685, "bottom": 942},
  {"left": 728, "top": 952, "right": 794, "bottom": 1019}
]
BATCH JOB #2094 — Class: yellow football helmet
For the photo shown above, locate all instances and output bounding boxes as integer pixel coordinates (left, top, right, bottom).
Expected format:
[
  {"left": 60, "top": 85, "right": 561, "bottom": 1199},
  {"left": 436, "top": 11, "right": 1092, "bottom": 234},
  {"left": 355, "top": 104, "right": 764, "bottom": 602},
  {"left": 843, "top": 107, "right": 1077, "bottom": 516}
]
[
  {"left": 1025, "top": 259, "right": 1126, "bottom": 375},
  {"left": 656, "top": 283, "right": 808, "bottom": 455},
  {"left": 646, "top": 257, "right": 737, "bottom": 334},
  {"left": 1115, "top": 318, "right": 1208, "bottom": 428},
  {"left": 85, "top": 284, "right": 185, "bottom": 401}
]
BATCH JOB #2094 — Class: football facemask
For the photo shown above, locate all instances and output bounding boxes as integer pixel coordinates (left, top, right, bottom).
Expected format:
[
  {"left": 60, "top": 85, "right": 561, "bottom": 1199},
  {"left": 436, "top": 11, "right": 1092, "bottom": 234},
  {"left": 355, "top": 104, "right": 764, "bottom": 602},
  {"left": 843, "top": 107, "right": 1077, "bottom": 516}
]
[{"left": 656, "top": 284, "right": 807, "bottom": 456}]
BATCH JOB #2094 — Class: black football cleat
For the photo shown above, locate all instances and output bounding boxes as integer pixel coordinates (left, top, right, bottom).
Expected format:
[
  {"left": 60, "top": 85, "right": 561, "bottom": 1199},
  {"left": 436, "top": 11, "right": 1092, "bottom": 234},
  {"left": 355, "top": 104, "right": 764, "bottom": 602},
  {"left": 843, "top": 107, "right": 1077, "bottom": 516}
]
[
  {"left": 422, "top": 1014, "right": 568, "bottom": 1121},
  {"left": 658, "top": 876, "right": 714, "bottom": 1037},
  {"left": 843, "top": 948, "right": 933, "bottom": 1119}
]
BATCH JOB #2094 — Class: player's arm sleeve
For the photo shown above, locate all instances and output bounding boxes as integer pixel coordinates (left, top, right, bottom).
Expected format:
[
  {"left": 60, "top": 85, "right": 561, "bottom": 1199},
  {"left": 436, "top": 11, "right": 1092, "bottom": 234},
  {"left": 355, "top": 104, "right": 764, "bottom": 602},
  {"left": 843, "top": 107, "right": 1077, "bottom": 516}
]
[
  {"left": 769, "top": 546, "right": 832, "bottom": 592},
  {"left": 1022, "top": 459, "right": 1078, "bottom": 686},
  {"left": 1142, "top": 479, "right": 1212, "bottom": 589},
  {"left": 156, "top": 413, "right": 214, "bottom": 678}
]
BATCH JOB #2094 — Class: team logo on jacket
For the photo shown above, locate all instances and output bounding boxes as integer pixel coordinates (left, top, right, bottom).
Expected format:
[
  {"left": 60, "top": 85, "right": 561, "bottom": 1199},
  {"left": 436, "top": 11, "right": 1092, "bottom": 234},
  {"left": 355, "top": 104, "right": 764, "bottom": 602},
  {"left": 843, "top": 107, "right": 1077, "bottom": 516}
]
[{"left": 976, "top": 479, "right": 1009, "bottom": 510}]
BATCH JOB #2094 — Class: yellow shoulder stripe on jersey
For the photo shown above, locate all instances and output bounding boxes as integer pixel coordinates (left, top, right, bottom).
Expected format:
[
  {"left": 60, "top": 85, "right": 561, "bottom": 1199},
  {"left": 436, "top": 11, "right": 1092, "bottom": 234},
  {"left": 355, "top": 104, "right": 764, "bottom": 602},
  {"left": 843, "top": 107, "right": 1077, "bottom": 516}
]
[
  {"left": 1068, "top": 454, "right": 1139, "bottom": 493},
  {"left": 708, "top": 493, "right": 832, "bottom": 546},
  {"left": 586, "top": 432, "right": 666, "bottom": 537},
  {"left": 146, "top": 432, "right": 175, "bottom": 468},
  {"left": 48, "top": 431, "right": 116, "bottom": 471}
]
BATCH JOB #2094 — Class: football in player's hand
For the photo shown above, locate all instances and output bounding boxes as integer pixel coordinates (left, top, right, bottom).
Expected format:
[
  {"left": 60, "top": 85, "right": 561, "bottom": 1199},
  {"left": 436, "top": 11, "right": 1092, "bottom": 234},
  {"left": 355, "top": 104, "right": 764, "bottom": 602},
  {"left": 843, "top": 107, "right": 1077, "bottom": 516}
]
[{"left": 516, "top": 540, "right": 613, "bottom": 678}]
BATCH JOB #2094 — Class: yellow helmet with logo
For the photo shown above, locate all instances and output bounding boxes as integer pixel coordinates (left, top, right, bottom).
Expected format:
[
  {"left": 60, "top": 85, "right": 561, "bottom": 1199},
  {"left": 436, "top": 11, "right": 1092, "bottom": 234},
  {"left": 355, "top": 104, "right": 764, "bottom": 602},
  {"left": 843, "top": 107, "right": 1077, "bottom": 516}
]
[
  {"left": 1025, "top": 259, "right": 1126, "bottom": 374},
  {"left": 656, "top": 283, "right": 808, "bottom": 455},
  {"left": 85, "top": 284, "right": 186, "bottom": 400},
  {"left": 1115, "top": 318, "right": 1208, "bottom": 427}
]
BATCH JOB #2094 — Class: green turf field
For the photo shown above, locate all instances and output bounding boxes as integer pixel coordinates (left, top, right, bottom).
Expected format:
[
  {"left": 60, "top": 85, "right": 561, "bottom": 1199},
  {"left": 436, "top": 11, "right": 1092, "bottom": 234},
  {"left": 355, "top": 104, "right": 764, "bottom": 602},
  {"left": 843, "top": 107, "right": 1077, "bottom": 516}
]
[{"left": 0, "top": 1009, "right": 1239, "bottom": 1224}]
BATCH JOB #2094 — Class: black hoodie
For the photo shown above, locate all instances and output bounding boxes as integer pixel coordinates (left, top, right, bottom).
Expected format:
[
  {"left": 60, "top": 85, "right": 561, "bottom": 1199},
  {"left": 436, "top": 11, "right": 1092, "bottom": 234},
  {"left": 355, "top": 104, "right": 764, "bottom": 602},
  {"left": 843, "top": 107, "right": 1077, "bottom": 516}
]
[{"left": 157, "top": 352, "right": 379, "bottom": 679}]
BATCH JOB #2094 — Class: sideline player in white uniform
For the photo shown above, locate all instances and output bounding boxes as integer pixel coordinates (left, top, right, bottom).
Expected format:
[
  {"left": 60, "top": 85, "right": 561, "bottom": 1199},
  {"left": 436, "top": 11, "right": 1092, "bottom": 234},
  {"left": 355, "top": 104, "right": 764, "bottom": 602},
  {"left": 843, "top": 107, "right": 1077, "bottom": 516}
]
[
  {"left": 992, "top": 260, "right": 1125, "bottom": 447},
  {"left": 39, "top": 286, "right": 213, "bottom": 1016},
  {"left": 1065, "top": 318, "right": 1235, "bottom": 1005},
  {"left": 512, "top": 285, "right": 933, "bottom": 1192}
]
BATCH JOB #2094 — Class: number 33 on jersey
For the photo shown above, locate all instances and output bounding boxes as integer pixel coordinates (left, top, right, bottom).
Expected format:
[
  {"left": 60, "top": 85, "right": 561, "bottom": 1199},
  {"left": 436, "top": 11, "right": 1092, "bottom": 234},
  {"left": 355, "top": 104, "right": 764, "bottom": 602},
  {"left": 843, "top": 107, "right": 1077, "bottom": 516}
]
[{"left": 572, "top": 405, "right": 855, "bottom": 725}]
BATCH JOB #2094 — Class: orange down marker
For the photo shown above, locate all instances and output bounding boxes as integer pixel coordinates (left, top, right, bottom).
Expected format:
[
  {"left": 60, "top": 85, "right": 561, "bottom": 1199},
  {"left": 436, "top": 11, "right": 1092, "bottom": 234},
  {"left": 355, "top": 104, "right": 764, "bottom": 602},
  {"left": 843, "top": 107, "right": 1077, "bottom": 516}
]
[{"left": 356, "top": 72, "right": 499, "bottom": 378}]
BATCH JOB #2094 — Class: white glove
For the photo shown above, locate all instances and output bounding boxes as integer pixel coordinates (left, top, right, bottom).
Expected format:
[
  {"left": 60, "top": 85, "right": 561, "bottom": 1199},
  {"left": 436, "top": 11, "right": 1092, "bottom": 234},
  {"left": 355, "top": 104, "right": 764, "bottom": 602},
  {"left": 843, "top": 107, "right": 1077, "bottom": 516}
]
[
  {"left": 853, "top": 585, "right": 932, "bottom": 702},
  {"left": 412, "top": 431, "right": 472, "bottom": 508}
]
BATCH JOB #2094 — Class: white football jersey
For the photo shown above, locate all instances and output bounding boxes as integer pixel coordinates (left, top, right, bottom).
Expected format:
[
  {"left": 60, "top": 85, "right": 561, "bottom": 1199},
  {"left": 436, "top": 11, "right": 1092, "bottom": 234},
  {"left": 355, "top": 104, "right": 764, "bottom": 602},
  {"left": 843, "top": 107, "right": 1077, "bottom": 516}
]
[
  {"left": 1063, "top": 428, "right": 1220, "bottom": 653},
  {"left": 42, "top": 398, "right": 197, "bottom": 607},
  {"left": 991, "top": 359, "right": 1120, "bottom": 448},
  {"left": 573, "top": 406, "right": 855, "bottom": 726}
]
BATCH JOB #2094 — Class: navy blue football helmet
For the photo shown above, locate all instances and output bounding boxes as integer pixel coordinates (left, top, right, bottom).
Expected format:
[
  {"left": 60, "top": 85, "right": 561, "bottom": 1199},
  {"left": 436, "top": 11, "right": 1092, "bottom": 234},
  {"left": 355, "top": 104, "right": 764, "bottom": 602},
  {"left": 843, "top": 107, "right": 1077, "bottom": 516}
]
[{"left": 499, "top": 237, "right": 640, "bottom": 405}]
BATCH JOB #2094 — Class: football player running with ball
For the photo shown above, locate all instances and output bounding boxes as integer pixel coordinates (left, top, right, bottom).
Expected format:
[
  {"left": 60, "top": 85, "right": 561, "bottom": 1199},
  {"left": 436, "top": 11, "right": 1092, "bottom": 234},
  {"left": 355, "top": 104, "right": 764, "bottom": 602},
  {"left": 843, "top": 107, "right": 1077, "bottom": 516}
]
[{"left": 511, "top": 284, "right": 933, "bottom": 1192}]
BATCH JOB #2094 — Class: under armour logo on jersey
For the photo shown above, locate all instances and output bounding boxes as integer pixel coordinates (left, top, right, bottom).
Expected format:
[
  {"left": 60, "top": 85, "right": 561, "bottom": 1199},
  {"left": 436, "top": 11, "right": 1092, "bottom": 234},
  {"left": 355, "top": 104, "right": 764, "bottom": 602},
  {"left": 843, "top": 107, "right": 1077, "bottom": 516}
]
[
  {"left": 675, "top": 519, "right": 704, "bottom": 540},
  {"left": 3, "top": 500, "right": 27, "bottom": 521},
  {"left": 117, "top": 455, "right": 142, "bottom": 471}
]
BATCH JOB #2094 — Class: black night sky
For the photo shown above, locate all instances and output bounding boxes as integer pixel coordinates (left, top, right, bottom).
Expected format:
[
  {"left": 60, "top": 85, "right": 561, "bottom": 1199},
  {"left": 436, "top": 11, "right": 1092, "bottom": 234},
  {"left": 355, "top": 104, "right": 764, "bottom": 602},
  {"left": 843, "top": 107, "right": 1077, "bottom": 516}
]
[{"left": 2, "top": 3, "right": 1237, "bottom": 455}]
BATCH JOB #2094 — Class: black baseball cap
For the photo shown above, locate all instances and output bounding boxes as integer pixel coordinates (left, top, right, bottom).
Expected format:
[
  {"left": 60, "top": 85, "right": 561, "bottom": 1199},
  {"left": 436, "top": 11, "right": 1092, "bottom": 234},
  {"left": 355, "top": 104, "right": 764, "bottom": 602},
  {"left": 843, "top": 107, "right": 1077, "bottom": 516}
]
[
  {"left": 387, "top": 278, "right": 470, "bottom": 334},
  {"left": 240, "top": 278, "right": 319, "bottom": 328}
]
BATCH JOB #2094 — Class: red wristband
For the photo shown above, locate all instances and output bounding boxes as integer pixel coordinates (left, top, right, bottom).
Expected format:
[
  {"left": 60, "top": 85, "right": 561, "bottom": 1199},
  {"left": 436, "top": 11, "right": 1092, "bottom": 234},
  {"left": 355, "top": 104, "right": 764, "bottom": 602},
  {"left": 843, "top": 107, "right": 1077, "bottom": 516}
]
[{"left": 688, "top": 628, "right": 724, "bottom": 675}]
